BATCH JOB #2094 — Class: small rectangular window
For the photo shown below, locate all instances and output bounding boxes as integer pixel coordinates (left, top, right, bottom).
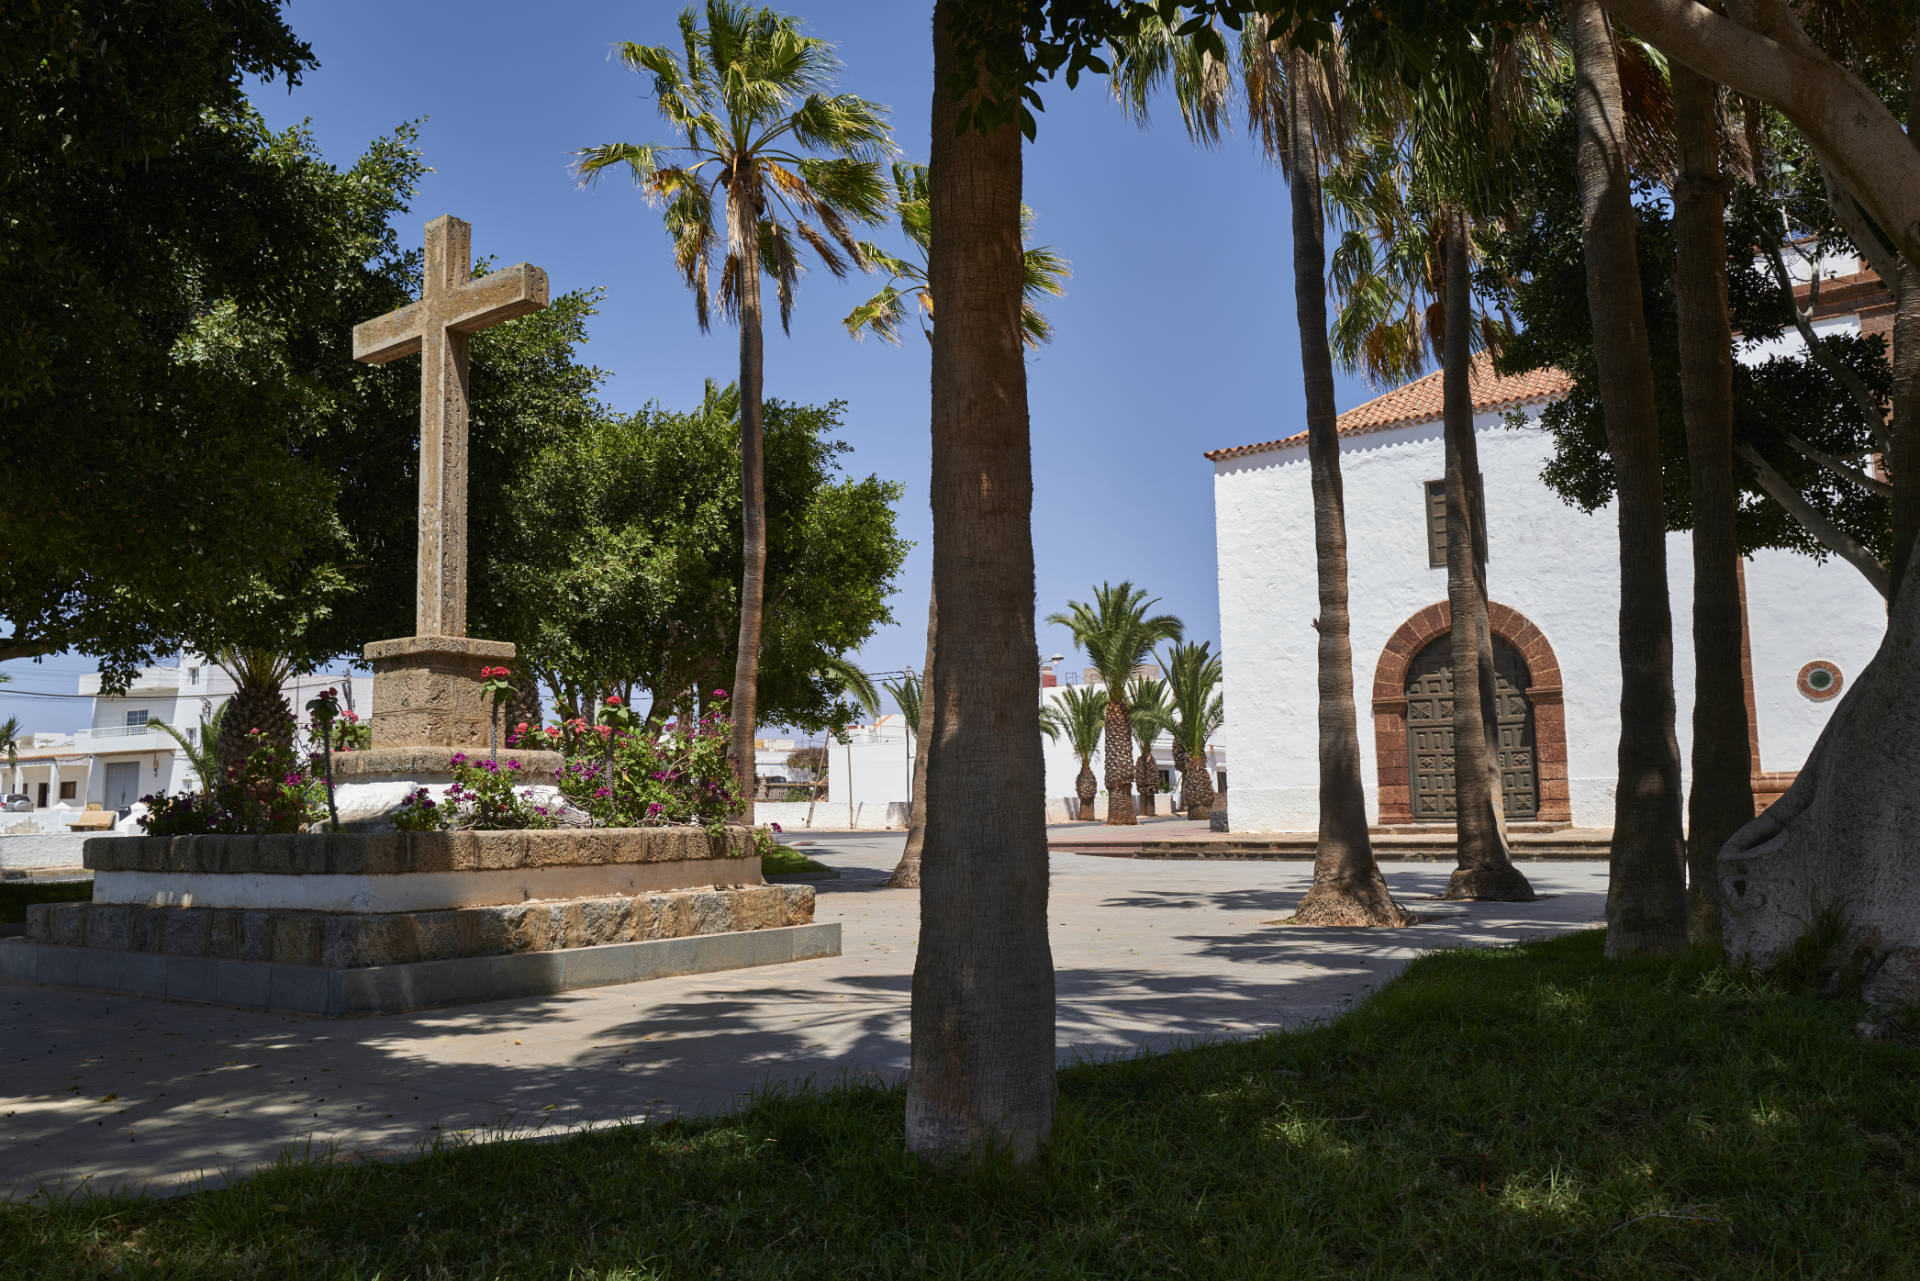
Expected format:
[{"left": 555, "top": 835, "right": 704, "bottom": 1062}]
[
  {"left": 188, "top": 666, "right": 201, "bottom": 685},
  {"left": 59, "top": 781, "right": 77, "bottom": 800},
  {"left": 125, "top": 710, "right": 149, "bottom": 727},
  {"left": 1425, "top": 480, "right": 1448, "bottom": 568}
]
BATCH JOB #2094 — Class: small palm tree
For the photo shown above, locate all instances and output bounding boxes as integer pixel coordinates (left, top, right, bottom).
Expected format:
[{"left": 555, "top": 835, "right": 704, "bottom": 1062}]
[
  {"left": 1163, "top": 642, "right": 1225, "bottom": 819},
  {"left": 882, "top": 669, "right": 921, "bottom": 734},
  {"left": 151, "top": 703, "right": 227, "bottom": 794},
  {"left": 1040, "top": 684, "right": 1107, "bottom": 822},
  {"left": 1126, "top": 675, "right": 1175, "bottom": 816},
  {"left": 844, "top": 162, "right": 1070, "bottom": 347},
  {"left": 211, "top": 647, "right": 295, "bottom": 780},
  {"left": 575, "top": 1, "right": 892, "bottom": 821},
  {"left": 0, "top": 716, "right": 19, "bottom": 778},
  {"left": 1047, "top": 583, "right": 1182, "bottom": 825}
]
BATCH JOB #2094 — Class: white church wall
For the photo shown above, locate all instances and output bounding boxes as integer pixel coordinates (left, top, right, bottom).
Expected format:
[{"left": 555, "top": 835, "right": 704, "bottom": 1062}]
[{"left": 1215, "top": 402, "right": 1883, "bottom": 833}]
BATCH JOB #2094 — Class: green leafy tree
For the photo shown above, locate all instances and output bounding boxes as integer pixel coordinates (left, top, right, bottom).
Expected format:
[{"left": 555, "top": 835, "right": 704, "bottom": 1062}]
[
  {"left": 489, "top": 386, "right": 908, "bottom": 740},
  {"left": 1040, "top": 684, "right": 1108, "bottom": 822},
  {"left": 1047, "top": 582, "right": 1182, "bottom": 825},
  {"left": 575, "top": 1, "right": 892, "bottom": 819}
]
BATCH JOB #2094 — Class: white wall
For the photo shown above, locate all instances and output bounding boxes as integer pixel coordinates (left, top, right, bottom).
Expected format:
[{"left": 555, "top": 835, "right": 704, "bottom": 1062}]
[{"left": 1213, "top": 405, "right": 1885, "bottom": 833}]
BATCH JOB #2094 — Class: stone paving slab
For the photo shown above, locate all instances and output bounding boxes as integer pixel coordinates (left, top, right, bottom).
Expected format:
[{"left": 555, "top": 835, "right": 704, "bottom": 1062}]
[{"left": 0, "top": 834, "right": 1607, "bottom": 1199}]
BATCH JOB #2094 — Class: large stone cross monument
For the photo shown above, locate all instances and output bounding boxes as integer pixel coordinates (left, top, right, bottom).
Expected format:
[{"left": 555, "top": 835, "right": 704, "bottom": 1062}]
[{"left": 352, "top": 215, "right": 548, "bottom": 749}]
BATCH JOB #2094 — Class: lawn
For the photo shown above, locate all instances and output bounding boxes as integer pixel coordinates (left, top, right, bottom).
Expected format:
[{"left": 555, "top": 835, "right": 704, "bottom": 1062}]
[
  {"left": 0, "top": 879, "right": 91, "bottom": 924},
  {"left": 760, "top": 843, "right": 832, "bottom": 877},
  {"left": 2, "top": 930, "right": 1914, "bottom": 1279}
]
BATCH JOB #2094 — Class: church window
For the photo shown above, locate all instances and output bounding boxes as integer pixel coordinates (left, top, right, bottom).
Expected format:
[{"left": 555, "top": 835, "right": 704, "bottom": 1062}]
[
  {"left": 1798, "top": 660, "right": 1843, "bottom": 701},
  {"left": 1425, "top": 480, "right": 1447, "bottom": 567}
]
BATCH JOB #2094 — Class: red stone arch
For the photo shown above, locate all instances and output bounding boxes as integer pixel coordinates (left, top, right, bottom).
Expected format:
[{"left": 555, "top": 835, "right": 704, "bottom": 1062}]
[{"left": 1370, "top": 602, "right": 1570, "bottom": 825}]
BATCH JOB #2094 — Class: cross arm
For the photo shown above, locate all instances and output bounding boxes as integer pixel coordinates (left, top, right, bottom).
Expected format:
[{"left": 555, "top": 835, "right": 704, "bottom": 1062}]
[
  {"left": 352, "top": 301, "right": 427, "bottom": 365},
  {"left": 447, "top": 263, "right": 550, "bottom": 334}
]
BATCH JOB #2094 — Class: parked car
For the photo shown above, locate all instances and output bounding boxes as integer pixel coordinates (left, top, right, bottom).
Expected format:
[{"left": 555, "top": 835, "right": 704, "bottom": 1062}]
[{"left": 2, "top": 793, "right": 32, "bottom": 812}]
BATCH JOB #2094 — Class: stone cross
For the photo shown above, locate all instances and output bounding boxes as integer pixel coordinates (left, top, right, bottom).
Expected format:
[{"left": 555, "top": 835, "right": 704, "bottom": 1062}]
[{"left": 353, "top": 216, "right": 548, "bottom": 638}]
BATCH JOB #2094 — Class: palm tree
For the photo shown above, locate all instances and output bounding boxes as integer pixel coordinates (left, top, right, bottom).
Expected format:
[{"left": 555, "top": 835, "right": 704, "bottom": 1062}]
[
  {"left": 211, "top": 647, "right": 295, "bottom": 781},
  {"left": 845, "top": 168, "right": 1069, "bottom": 888},
  {"left": 1126, "top": 674, "right": 1174, "bottom": 816},
  {"left": 1671, "top": 63, "right": 1752, "bottom": 944},
  {"left": 1046, "top": 583, "right": 1182, "bottom": 825},
  {"left": 879, "top": 666, "right": 926, "bottom": 887},
  {"left": 1568, "top": 0, "right": 1688, "bottom": 956},
  {"left": 844, "top": 161, "right": 1070, "bottom": 348},
  {"left": 1041, "top": 684, "right": 1108, "bottom": 822},
  {"left": 1111, "top": 14, "right": 1409, "bottom": 924},
  {"left": 906, "top": 0, "right": 1054, "bottom": 1165},
  {"left": 1161, "top": 642, "right": 1224, "bottom": 819},
  {"left": 151, "top": 702, "right": 226, "bottom": 793},
  {"left": 1325, "top": 35, "right": 1553, "bottom": 902},
  {"left": 0, "top": 716, "right": 19, "bottom": 780},
  {"left": 575, "top": 2, "right": 892, "bottom": 822}
]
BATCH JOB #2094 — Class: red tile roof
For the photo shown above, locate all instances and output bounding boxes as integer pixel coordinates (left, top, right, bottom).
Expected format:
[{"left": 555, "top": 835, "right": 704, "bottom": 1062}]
[{"left": 1203, "top": 355, "right": 1574, "bottom": 462}]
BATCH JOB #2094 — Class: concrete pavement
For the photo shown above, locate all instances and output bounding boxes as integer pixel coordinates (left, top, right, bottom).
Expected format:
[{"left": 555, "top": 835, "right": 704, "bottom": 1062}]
[{"left": 0, "top": 834, "right": 1606, "bottom": 1199}]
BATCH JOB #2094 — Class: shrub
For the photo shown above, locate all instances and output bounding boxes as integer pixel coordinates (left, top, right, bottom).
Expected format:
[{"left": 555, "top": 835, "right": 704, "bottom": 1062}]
[{"left": 140, "top": 730, "right": 327, "bottom": 835}]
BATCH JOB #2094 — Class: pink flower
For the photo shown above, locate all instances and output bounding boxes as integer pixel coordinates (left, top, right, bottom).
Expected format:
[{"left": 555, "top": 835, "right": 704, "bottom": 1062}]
[
  {"left": 544, "top": 726, "right": 560, "bottom": 737},
  {"left": 712, "top": 688, "right": 728, "bottom": 699},
  {"left": 771, "top": 822, "right": 783, "bottom": 833},
  {"left": 594, "top": 787, "right": 612, "bottom": 800},
  {"left": 606, "top": 695, "right": 622, "bottom": 708},
  {"left": 515, "top": 721, "right": 529, "bottom": 733}
]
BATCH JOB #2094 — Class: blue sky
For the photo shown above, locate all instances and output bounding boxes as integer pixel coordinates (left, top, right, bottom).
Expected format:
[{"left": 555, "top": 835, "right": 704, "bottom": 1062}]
[{"left": 2, "top": 0, "right": 1382, "bottom": 732}]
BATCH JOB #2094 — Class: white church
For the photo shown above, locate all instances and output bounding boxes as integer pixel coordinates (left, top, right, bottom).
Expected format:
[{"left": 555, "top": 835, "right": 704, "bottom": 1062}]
[{"left": 1208, "top": 263, "right": 1892, "bottom": 834}]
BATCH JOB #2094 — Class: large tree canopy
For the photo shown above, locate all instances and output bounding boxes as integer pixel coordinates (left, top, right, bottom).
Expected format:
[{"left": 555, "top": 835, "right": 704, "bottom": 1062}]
[
  {"left": 0, "top": 2, "right": 334, "bottom": 680},
  {"left": 489, "top": 386, "right": 908, "bottom": 734}
]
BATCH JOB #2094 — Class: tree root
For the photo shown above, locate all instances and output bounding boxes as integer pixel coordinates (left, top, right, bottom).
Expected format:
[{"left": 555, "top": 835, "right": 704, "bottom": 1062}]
[
  {"left": 1292, "top": 880, "right": 1418, "bottom": 927},
  {"left": 1442, "top": 863, "right": 1538, "bottom": 902}
]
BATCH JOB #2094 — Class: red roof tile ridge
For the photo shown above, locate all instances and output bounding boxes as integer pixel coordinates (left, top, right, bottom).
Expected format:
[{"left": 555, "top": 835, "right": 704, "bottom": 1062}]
[{"left": 1203, "top": 354, "right": 1573, "bottom": 462}]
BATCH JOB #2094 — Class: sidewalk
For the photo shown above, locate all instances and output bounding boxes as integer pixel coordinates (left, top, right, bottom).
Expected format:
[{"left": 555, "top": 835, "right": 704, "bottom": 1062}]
[
  {"left": 1, "top": 834, "right": 1606, "bottom": 1199},
  {"left": 1049, "top": 819, "right": 1612, "bottom": 858}
]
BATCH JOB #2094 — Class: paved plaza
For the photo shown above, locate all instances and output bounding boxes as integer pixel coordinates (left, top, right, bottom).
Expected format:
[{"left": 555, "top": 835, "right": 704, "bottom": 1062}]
[{"left": 1, "top": 835, "right": 1607, "bottom": 1199}]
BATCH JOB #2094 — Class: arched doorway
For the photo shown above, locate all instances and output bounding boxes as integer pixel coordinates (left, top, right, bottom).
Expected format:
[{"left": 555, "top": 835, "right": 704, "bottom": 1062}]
[
  {"left": 1372, "top": 602, "right": 1571, "bottom": 825},
  {"left": 1405, "top": 634, "right": 1537, "bottom": 820}
]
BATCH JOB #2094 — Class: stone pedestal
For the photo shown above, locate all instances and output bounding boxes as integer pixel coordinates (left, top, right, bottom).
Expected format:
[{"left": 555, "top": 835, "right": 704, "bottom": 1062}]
[
  {"left": 2, "top": 829, "right": 838, "bottom": 1015},
  {"left": 363, "top": 634, "right": 516, "bottom": 750}
]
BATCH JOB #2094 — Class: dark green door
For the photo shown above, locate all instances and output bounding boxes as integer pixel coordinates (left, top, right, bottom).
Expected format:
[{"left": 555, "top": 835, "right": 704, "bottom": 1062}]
[{"left": 1405, "top": 634, "right": 1538, "bottom": 821}]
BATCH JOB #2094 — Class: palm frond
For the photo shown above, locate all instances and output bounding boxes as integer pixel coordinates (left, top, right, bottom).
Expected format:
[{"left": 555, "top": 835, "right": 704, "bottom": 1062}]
[
  {"left": 1040, "top": 684, "right": 1109, "bottom": 763},
  {"left": 1047, "top": 582, "right": 1185, "bottom": 692},
  {"left": 814, "top": 653, "right": 881, "bottom": 718}
]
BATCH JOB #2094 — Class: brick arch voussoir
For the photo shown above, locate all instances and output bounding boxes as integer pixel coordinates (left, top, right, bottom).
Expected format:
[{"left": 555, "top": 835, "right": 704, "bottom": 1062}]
[{"left": 1369, "top": 601, "right": 1570, "bottom": 825}]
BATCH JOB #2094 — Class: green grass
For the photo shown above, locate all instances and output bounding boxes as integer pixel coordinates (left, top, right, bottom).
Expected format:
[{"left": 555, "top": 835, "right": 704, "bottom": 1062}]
[
  {"left": 3, "top": 931, "right": 1916, "bottom": 1279},
  {"left": 760, "top": 844, "right": 831, "bottom": 877},
  {"left": 0, "top": 879, "right": 91, "bottom": 924}
]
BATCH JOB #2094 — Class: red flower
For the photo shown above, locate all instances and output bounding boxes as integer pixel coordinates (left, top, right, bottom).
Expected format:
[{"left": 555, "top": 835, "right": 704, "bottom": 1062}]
[{"left": 606, "top": 695, "right": 622, "bottom": 707}]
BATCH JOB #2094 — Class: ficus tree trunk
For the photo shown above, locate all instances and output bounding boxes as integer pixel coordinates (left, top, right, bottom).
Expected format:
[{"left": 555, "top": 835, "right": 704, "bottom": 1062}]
[
  {"left": 729, "top": 175, "right": 767, "bottom": 827},
  {"left": 905, "top": 0, "right": 1055, "bottom": 1164},
  {"left": 889, "top": 593, "right": 935, "bottom": 889},
  {"left": 1439, "top": 213, "right": 1533, "bottom": 903},
  {"left": 1672, "top": 63, "right": 1752, "bottom": 945},
  {"left": 1135, "top": 747, "right": 1158, "bottom": 815},
  {"left": 1102, "top": 698, "right": 1135, "bottom": 824},
  {"left": 1570, "top": 0, "right": 1689, "bottom": 958},
  {"left": 1285, "top": 49, "right": 1413, "bottom": 929}
]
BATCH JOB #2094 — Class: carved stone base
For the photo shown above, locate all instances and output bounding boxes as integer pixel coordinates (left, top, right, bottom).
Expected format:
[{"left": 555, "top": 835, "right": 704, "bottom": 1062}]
[{"left": 362, "top": 634, "right": 517, "bottom": 750}]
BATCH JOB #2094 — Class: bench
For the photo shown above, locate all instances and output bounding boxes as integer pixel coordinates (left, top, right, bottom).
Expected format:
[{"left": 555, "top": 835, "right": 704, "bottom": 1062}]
[{"left": 65, "top": 810, "right": 116, "bottom": 832}]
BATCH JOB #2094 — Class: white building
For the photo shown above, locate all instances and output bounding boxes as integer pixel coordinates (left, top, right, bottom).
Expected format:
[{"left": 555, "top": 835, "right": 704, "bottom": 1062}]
[
  {"left": 1207, "top": 261, "right": 1890, "bottom": 834},
  {"left": 4, "top": 656, "right": 370, "bottom": 830}
]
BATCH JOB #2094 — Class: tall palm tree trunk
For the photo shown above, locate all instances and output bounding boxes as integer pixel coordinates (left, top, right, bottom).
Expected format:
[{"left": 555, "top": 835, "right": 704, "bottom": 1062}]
[
  {"left": 1570, "top": 0, "right": 1689, "bottom": 957},
  {"left": 906, "top": 0, "right": 1054, "bottom": 1163},
  {"left": 889, "top": 593, "right": 935, "bottom": 888},
  {"left": 729, "top": 181, "right": 767, "bottom": 827},
  {"left": 1076, "top": 762, "right": 1098, "bottom": 821},
  {"left": 1287, "top": 52, "right": 1412, "bottom": 928},
  {"left": 1135, "top": 748, "right": 1158, "bottom": 815},
  {"left": 1440, "top": 215, "right": 1533, "bottom": 901},
  {"left": 1102, "top": 699, "right": 1135, "bottom": 823},
  {"left": 1672, "top": 64, "right": 1752, "bottom": 945}
]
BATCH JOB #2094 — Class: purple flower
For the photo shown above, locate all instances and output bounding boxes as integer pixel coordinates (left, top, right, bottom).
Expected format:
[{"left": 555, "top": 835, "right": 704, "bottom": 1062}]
[
  {"left": 507, "top": 760, "right": 521, "bottom": 771},
  {"left": 771, "top": 822, "right": 783, "bottom": 833},
  {"left": 480, "top": 759, "right": 500, "bottom": 774},
  {"left": 646, "top": 802, "right": 663, "bottom": 817},
  {"left": 712, "top": 689, "right": 728, "bottom": 699},
  {"left": 593, "top": 787, "right": 612, "bottom": 800},
  {"left": 450, "top": 752, "right": 468, "bottom": 766}
]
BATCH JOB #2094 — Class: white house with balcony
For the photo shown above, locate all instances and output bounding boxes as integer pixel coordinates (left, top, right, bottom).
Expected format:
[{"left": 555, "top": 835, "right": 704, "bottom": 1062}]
[{"left": 4, "top": 657, "right": 369, "bottom": 831}]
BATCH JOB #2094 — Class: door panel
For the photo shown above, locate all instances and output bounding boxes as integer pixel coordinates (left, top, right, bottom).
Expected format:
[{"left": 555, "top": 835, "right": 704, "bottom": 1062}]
[
  {"left": 104, "top": 761, "right": 140, "bottom": 811},
  {"left": 1405, "top": 635, "right": 1538, "bottom": 821}
]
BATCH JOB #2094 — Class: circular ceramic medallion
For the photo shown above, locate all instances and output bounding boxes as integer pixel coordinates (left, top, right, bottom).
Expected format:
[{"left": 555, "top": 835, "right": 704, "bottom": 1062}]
[{"left": 1797, "top": 660, "right": 1843, "bottom": 701}]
